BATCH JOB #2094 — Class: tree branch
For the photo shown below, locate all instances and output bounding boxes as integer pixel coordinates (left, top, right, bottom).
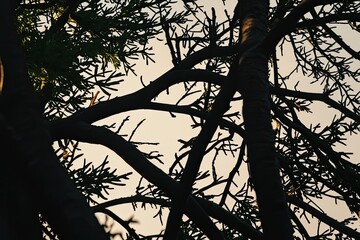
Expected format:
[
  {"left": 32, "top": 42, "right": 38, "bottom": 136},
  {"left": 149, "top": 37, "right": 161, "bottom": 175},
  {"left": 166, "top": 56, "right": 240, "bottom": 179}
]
[
  {"left": 69, "top": 69, "right": 225, "bottom": 123},
  {"left": 176, "top": 43, "right": 244, "bottom": 69},
  {"left": 296, "top": 12, "right": 360, "bottom": 30},
  {"left": 50, "top": 121, "right": 224, "bottom": 239},
  {"left": 288, "top": 196, "right": 360, "bottom": 239},
  {"left": 270, "top": 86, "right": 360, "bottom": 123},
  {"left": 93, "top": 195, "right": 263, "bottom": 240},
  {"left": 163, "top": 60, "right": 237, "bottom": 239},
  {"left": 44, "top": 0, "right": 84, "bottom": 38},
  {"left": 144, "top": 102, "right": 245, "bottom": 136},
  {"left": 264, "top": 0, "right": 353, "bottom": 55},
  {"left": 303, "top": 10, "right": 360, "bottom": 61},
  {"left": 271, "top": 102, "right": 360, "bottom": 195},
  {"left": 97, "top": 208, "right": 140, "bottom": 240}
]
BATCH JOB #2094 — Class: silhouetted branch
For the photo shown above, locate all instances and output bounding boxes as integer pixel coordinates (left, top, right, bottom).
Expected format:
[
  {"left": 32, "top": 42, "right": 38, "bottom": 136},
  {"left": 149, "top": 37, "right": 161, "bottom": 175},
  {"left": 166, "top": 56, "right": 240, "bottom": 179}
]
[
  {"left": 271, "top": 102, "right": 360, "bottom": 196},
  {"left": 144, "top": 102, "right": 245, "bottom": 136},
  {"left": 93, "top": 195, "right": 263, "bottom": 240},
  {"left": 69, "top": 69, "right": 225, "bottom": 123},
  {"left": 236, "top": 0, "right": 294, "bottom": 238},
  {"left": 296, "top": 12, "right": 360, "bottom": 30},
  {"left": 289, "top": 209, "right": 311, "bottom": 239},
  {"left": 164, "top": 62, "right": 236, "bottom": 239},
  {"left": 288, "top": 196, "right": 360, "bottom": 239},
  {"left": 305, "top": 10, "right": 360, "bottom": 61},
  {"left": 44, "top": 0, "right": 84, "bottom": 38},
  {"left": 270, "top": 86, "right": 360, "bottom": 123},
  {"left": 264, "top": 0, "right": 351, "bottom": 55},
  {"left": 176, "top": 43, "right": 244, "bottom": 69},
  {"left": 219, "top": 141, "right": 246, "bottom": 206},
  {"left": 97, "top": 208, "right": 140, "bottom": 240},
  {"left": 194, "top": 197, "right": 263, "bottom": 240},
  {"left": 50, "top": 121, "right": 224, "bottom": 239}
]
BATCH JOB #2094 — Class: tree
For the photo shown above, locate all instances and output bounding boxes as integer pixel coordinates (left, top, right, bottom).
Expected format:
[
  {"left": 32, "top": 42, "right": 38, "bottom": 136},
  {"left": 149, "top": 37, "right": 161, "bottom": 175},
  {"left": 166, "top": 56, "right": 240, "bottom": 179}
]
[
  {"left": 1, "top": 0, "right": 359, "bottom": 239},
  {"left": 0, "top": 1, "right": 108, "bottom": 240}
]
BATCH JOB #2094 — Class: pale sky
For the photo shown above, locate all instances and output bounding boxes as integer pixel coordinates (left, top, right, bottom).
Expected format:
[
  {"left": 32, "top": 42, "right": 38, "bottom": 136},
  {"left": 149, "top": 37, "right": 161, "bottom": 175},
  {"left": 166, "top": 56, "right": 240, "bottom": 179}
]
[{"left": 70, "top": 0, "right": 360, "bottom": 238}]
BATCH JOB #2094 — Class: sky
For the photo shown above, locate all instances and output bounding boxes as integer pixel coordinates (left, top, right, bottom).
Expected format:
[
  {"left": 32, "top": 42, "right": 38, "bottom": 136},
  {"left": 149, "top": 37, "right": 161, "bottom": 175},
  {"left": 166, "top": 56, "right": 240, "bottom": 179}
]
[{"left": 70, "top": 0, "right": 360, "bottom": 238}]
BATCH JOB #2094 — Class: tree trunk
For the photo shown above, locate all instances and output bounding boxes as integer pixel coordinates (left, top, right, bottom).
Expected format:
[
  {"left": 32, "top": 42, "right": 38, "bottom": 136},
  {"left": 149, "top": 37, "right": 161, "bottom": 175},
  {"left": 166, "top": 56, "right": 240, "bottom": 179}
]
[
  {"left": 0, "top": 1, "right": 108, "bottom": 239},
  {"left": 236, "top": 0, "right": 293, "bottom": 239},
  {"left": 0, "top": 117, "right": 42, "bottom": 240}
]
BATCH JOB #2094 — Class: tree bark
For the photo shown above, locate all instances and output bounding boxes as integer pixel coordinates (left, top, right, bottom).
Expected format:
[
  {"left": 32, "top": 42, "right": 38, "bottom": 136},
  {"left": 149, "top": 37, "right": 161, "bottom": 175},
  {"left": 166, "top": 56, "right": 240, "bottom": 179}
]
[
  {"left": 236, "top": 0, "right": 293, "bottom": 239},
  {"left": 0, "top": 1, "right": 108, "bottom": 239},
  {"left": 0, "top": 117, "right": 42, "bottom": 240}
]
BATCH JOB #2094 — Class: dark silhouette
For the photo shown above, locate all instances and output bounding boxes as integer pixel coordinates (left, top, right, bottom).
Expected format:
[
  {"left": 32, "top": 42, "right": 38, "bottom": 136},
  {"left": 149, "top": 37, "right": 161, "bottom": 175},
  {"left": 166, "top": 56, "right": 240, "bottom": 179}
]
[
  {"left": 1, "top": 0, "right": 359, "bottom": 239},
  {"left": 0, "top": 1, "right": 108, "bottom": 239}
]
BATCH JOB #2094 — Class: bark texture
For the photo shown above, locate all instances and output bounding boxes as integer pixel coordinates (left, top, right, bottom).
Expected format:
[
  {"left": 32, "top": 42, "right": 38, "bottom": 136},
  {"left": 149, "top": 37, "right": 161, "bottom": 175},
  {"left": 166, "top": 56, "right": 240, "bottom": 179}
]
[{"left": 236, "top": 0, "right": 294, "bottom": 239}]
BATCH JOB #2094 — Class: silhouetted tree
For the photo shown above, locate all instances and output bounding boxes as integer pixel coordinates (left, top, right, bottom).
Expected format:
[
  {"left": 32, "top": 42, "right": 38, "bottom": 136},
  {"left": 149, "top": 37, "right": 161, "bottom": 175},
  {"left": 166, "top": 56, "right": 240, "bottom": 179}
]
[
  {"left": 0, "top": 0, "right": 108, "bottom": 240},
  {"left": 1, "top": 0, "right": 359, "bottom": 239}
]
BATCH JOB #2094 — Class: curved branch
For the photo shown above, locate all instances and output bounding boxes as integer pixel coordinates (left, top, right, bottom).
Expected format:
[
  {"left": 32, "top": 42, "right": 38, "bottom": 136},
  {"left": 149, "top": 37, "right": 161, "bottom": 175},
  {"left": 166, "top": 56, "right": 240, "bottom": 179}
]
[
  {"left": 219, "top": 141, "right": 245, "bottom": 206},
  {"left": 69, "top": 69, "right": 225, "bottom": 123},
  {"left": 50, "top": 121, "right": 178, "bottom": 195},
  {"left": 176, "top": 43, "right": 244, "bottom": 69},
  {"left": 296, "top": 12, "right": 360, "bottom": 30},
  {"left": 144, "top": 102, "right": 245, "bottom": 136},
  {"left": 93, "top": 195, "right": 263, "bottom": 240},
  {"left": 270, "top": 86, "right": 360, "bottom": 123},
  {"left": 50, "top": 121, "right": 224, "bottom": 239},
  {"left": 271, "top": 102, "right": 360, "bottom": 194},
  {"left": 264, "top": 0, "right": 351, "bottom": 55},
  {"left": 288, "top": 196, "right": 360, "bottom": 239},
  {"left": 93, "top": 195, "right": 171, "bottom": 210},
  {"left": 97, "top": 208, "right": 140, "bottom": 240},
  {"left": 321, "top": 22, "right": 360, "bottom": 60},
  {"left": 164, "top": 67, "right": 236, "bottom": 238},
  {"left": 304, "top": 10, "right": 360, "bottom": 61},
  {"left": 50, "top": 120, "right": 264, "bottom": 239}
]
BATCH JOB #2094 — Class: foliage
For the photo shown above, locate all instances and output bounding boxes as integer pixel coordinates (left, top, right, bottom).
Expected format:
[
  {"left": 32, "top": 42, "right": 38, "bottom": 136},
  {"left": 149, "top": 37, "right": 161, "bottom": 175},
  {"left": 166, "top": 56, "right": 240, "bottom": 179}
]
[{"left": 14, "top": 0, "right": 360, "bottom": 239}]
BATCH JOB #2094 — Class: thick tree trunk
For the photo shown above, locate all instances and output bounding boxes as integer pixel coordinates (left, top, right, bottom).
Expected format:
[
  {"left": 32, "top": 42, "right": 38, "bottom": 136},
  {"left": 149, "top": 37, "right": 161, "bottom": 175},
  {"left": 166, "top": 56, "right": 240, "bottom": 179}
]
[
  {"left": 0, "top": 2, "right": 108, "bottom": 239},
  {"left": 236, "top": 0, "right": 293, "bottom": 239},
  {"left": 0, "top": 118, "right": 42, "bottom": 240}
]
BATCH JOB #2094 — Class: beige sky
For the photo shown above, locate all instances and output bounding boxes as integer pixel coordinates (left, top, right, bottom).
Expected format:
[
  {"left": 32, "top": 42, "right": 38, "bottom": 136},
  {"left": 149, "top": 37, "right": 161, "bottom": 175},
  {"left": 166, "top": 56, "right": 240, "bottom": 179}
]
[{"left": 72, "top": 1, "right": 360, "bottom": 238}]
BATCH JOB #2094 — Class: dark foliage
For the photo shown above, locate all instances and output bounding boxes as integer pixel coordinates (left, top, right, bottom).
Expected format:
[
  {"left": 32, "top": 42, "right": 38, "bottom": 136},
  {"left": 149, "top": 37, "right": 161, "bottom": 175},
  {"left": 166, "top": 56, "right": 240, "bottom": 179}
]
[{"left": 0, "top": 0, "right": 359, "bottom": 239}]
